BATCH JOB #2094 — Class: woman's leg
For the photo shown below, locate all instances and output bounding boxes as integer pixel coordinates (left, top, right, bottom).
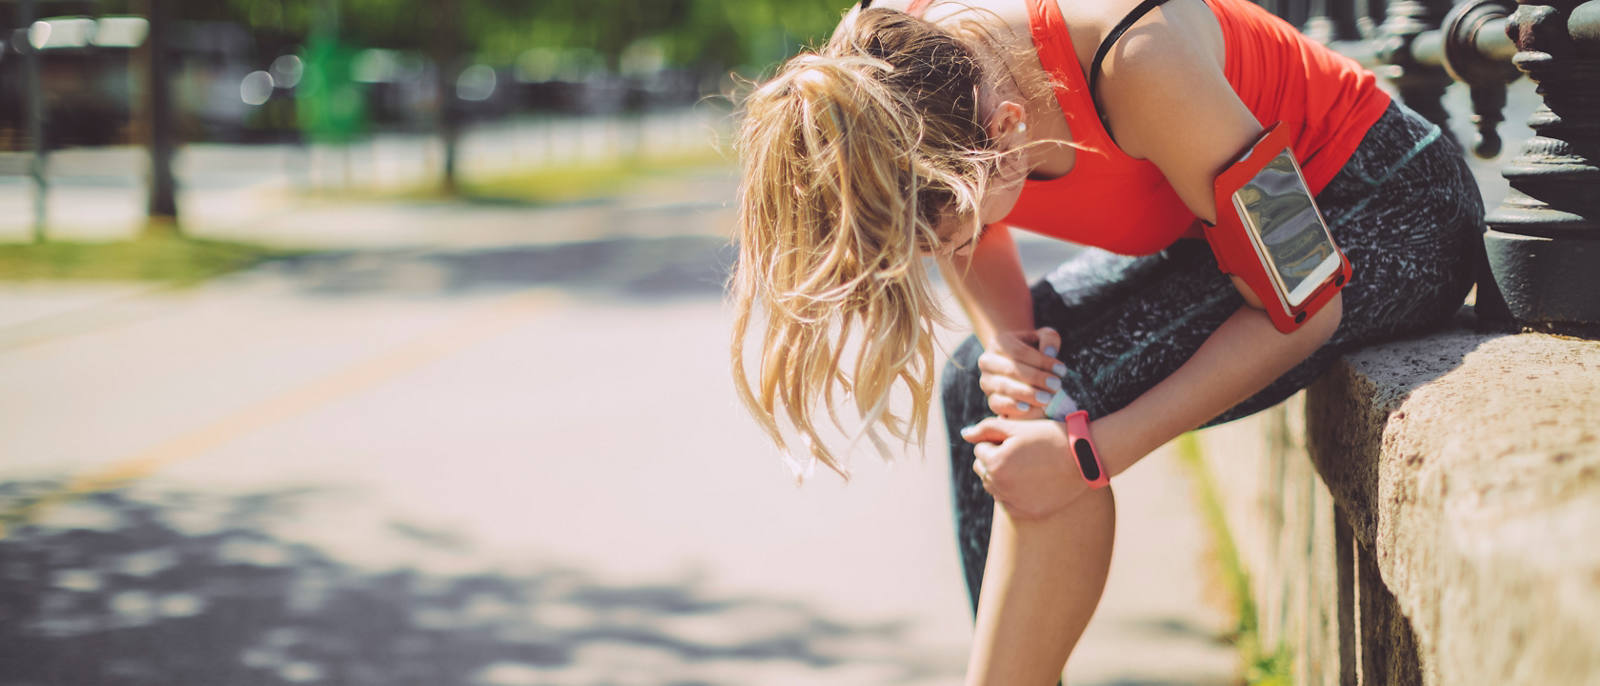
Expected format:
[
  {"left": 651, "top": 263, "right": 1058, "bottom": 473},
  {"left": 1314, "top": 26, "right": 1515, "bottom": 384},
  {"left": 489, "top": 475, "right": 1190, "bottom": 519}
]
[
  {"left": 943, "top": 334, "right": 1117, "bottom": 683},
  {"left": 941, "top": 246, "right": 1244, "bottom": 685},
  {"left": 962, "top": 483, "right": 1116, "bottom": 686}
]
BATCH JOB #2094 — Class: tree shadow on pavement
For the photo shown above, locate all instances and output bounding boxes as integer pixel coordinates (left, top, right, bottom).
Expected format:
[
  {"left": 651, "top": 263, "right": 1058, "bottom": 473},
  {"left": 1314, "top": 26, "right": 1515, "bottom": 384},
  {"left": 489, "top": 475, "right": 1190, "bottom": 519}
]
[
  {"left": 0, "top": 482, "right": 959, "bottom": 685},
  {"left": 243, "top": 232, "right": 1084, "bottom": 304}
]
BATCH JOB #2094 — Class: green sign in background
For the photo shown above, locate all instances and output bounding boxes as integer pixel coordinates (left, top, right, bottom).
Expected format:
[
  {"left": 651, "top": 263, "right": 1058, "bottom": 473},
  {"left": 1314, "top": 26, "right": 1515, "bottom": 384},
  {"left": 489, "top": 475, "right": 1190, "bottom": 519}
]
[{"left": 296, "top": 38, "right": 367, "bottom": 143}]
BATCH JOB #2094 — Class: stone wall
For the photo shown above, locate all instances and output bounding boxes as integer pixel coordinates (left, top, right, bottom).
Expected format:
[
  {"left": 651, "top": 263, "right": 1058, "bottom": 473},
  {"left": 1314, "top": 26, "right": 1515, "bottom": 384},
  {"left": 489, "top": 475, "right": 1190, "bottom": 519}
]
[{"left": 1191, "top": 328, "right": 1600, "bottom": 685}]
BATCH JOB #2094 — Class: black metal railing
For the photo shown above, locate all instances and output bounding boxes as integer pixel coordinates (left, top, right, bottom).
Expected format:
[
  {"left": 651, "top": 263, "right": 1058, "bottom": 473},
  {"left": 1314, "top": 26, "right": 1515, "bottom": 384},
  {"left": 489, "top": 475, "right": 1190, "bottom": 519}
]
[{"left": 1273, "top": 0, "right": 1600, "bottom": 337}]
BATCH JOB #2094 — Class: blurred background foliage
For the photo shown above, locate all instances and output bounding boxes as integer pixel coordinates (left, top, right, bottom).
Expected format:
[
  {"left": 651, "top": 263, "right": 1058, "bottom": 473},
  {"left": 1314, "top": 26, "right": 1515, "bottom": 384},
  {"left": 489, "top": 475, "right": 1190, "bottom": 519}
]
[
  {"left": 0, "top": 0, "right": 850, "bottom": 150},
  {"left": 0, "top": 0, "right": 850, "bottom": 245},
  {"left": 32, "top": 0, "right": 848, "bottom": 80},
  {"left": 85, "top": 0, "right": 847, "bottom": 68}
]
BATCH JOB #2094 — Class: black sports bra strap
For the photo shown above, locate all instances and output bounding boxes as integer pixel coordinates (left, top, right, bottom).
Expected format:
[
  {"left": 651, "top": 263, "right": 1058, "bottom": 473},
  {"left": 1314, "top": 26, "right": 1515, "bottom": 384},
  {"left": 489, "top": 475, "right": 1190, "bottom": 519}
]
[{"left": 1088, "top": 0, "right": 1175, "bottom": 110}]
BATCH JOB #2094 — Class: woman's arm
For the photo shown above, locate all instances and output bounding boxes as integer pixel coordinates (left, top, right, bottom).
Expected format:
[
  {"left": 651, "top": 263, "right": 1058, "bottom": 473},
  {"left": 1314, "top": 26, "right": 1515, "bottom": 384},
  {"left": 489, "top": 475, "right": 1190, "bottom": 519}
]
[
  {"left": 1093, "top": 0, "right": 1345, "bottom": 472},
  {"left": 1094, "top": 294, "right": 1340, "bottom": 477},
  {"left": 937, "top": 225, "right": 1034, "bottom": 350},
  {"left": 969, "top": 0, "right": 1347, "bottom": 508},
  {"left": 939, "top": 226, "right": 1071, "bottom": 420}
]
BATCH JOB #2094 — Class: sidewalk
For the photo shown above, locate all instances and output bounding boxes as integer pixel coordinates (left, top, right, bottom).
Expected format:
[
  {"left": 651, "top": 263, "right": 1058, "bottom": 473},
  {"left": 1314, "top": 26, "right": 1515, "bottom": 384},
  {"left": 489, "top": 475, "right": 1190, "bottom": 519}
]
[
  {"left": 0, "top": 107, "right": 723, "bottom": 244},
  {"left": 0, "top": 181, "right": 1239, "bottom": 684}
]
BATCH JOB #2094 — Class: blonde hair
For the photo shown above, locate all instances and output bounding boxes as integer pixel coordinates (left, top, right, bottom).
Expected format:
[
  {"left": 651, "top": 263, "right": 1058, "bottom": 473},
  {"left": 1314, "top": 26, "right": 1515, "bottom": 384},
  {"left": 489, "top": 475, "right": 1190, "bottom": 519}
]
[{"left": 729, "top": 6, "right": 1044, "bottom": 480}]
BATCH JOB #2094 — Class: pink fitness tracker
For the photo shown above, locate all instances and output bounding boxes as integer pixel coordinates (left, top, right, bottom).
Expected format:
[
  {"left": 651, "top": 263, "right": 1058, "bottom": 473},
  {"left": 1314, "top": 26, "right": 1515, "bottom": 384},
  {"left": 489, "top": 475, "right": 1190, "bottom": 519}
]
[{"left": 1063, "top": 410, "right": 1110, "bottom": 489}]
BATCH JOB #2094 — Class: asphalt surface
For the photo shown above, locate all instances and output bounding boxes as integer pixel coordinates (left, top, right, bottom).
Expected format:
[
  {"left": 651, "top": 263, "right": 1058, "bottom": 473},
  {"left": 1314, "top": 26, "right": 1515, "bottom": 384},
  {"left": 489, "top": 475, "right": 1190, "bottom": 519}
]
[{"left": 0, "top": 168, "right": 1239, "bottom": 684}]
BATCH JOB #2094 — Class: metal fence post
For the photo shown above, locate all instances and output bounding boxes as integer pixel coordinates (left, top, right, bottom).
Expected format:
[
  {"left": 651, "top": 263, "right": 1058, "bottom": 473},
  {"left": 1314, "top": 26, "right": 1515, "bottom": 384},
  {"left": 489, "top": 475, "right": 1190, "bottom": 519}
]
[
  {"left": 1375, "top": 0, "right": 1459, "bottom": 132},
  {"left": 1481, "top": 0, "right": 1600, "bottom": 335}
]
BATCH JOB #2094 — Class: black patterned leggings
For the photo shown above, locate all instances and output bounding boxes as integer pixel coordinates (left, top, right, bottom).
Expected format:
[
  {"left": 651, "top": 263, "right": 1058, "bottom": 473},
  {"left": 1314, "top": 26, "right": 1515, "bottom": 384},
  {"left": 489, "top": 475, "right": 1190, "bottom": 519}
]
[{"left": 938, "top": 100, "right": 1486, "bottom": 616}]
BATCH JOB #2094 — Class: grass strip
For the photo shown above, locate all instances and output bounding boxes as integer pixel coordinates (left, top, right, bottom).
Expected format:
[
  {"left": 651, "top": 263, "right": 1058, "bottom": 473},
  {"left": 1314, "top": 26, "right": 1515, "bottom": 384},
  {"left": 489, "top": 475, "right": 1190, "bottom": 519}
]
[
  {"left": 1174, "top": 432, "right": 1295, "bottom": 686},
  {"left": 0, "top": 233, "right": 304, "bottom": 284},
  {"left": 466, "top": 148, "right": 731, "bottom": 204},
  {"left": 307, "top": 147, "right": 733, "bottom": 207}
]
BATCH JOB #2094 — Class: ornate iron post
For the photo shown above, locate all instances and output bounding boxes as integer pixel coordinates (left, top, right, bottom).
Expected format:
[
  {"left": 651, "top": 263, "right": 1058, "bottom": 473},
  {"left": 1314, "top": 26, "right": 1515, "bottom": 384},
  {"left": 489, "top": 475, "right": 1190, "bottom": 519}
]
[
  {"left": 1481, "top": 0, "right": 1600, "bottom": 335},
  {"left": 1437, "top": 0, "right": 1523, "bottom": 323},
  {"left": 1315, "top": 0, "right": 1597, "bottom": 334},
  {"left": 1374, "top": 0, "right": 1458, "bottom": 130},
  {"left": 1439, "top": 0, "right": 1523, "bottom": 157}
]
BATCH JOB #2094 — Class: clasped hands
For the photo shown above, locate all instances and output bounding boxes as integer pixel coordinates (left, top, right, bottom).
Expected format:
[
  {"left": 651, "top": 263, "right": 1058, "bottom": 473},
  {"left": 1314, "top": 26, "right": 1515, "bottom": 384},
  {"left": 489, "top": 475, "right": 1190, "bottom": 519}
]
[{"left": 962, "top": 326, "right": 1089, "bottom": 520}]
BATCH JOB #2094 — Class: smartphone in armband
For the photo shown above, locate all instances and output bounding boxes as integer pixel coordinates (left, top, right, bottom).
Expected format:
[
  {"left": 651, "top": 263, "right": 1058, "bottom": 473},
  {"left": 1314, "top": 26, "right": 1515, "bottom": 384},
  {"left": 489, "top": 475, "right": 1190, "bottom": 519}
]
[{"left": 1203, "top": 123, "right": 1352, "bottom": 333}]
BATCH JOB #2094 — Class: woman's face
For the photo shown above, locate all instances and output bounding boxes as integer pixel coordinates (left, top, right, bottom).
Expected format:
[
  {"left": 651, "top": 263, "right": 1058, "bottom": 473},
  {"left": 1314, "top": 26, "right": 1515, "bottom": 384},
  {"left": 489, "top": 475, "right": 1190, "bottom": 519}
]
[
  {"left": 924, "top": 74, "right": 1033, "bottom": 259},
  {"left": 926, "top": 146, "right": 1029, "bottom": 259}
]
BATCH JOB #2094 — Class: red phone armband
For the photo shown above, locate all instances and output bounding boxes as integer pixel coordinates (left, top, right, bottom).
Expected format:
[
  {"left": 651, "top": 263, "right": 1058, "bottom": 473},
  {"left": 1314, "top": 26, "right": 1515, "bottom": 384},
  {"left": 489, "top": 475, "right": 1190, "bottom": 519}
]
[
  {"left": 1203, "top": 123, "right": 1353, "bottom": 334},
  {"left": 1064, "top": 411, "right": 1110, "bottom": 489}
]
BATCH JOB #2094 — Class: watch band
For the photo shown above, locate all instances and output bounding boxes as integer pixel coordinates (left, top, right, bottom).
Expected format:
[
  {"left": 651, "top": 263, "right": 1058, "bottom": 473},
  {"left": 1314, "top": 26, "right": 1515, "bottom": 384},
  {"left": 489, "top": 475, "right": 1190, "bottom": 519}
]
[{"left": 1064, "top": 410, "right": 1110, "bottom": 489}]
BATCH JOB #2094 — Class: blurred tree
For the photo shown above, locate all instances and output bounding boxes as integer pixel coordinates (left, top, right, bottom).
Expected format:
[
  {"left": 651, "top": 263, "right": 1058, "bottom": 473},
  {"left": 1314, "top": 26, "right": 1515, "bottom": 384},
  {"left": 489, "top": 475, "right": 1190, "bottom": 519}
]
[
  {"left": 20, "top": 0, "right": 47, "bottom": 242},
  {"left": 139, "top": 0, "right": 178, "bottom": 234},
  {"left": 430, "top": 0, "right": 460, "bottom": 193}
]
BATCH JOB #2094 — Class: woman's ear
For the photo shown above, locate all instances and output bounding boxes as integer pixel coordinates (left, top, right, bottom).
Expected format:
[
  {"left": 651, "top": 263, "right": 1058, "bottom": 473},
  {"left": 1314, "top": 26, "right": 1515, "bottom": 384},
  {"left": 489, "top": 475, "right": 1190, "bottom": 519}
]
[{"left": 984, "top": 100, "right": 1029, "bottom": 144}]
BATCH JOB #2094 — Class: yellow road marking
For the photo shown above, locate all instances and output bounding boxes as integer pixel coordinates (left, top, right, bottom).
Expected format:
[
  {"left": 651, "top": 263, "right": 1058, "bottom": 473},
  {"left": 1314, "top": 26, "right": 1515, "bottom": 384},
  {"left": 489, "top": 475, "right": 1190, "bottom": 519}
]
[{"left": 0, "top": 290, "right": 561, "bottom": 537}]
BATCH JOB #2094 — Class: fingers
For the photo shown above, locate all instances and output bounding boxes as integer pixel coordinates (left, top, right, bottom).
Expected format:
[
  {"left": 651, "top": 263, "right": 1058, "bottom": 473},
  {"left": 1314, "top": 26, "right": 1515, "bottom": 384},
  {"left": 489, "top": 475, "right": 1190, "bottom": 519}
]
[
  {"left": 977, "top": 351, "right": 1063, "bottom": 409},
  {"left": 994, "top": 332, "right": 1069, "bottom": 382},
  {"left": 972, "top": 354, "right": 1062, "bottom": 418},
  {"left": 972, "top": 442, "right": 1000, "bottom": 493},
  {"left": 989, "top": 393, "right": 1045, "bottom": 419},
  {"left": 972, "top": 449, "right": 993, "bottom": 485},
  {"left": 973, "top": 443, "right": 1022, "bottom": 510},
  {"left": 979, "top": 376, "right": 1055, "bottom": 416},
  {"left": 1036, "top": 326, "right": 1062, "bottom": 361},
  {"left": 959, "top": 417, "right": 1014, "bottom": 445}
]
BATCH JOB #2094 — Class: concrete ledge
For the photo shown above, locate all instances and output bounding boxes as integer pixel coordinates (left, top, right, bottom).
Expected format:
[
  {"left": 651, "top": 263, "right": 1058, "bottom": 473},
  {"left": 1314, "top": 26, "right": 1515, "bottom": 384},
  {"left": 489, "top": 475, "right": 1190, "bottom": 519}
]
[
  {"left": 1305, "top": 330, "right": 1600, "bottom": 685},
  {"left": 1191, "top": 328, "right": 1600, "bottom": 685}
]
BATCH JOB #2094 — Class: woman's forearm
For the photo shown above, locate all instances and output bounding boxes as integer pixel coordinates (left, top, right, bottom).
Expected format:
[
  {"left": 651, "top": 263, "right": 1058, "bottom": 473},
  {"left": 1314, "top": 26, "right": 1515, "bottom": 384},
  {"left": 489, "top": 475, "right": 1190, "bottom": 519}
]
[
  {"left": 938, "top": 225, "right": 1036, "bottom": 348},
  {"left": 1092, "top": 293, "right": 1343, "bottom": 478}
]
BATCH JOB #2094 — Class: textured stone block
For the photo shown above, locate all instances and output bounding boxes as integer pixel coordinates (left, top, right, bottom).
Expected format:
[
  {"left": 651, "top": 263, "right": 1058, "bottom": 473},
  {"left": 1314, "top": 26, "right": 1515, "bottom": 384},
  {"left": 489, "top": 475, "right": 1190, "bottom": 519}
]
[
  {"left": 1196, "top": 329, "right": 1600, "bottom": 685},
  {"left": 1307, "top": 330, "right": 1600, "bottom": 685}
]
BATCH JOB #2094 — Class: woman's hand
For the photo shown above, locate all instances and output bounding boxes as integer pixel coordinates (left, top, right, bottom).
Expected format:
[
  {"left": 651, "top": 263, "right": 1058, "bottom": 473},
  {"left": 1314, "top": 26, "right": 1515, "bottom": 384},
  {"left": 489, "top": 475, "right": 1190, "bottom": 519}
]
[
  {"left": 961, "top": 417, "right": 1088, "bottom": 520},
  {"left": 979, "top": 327, "right": 1074, "bottom": 419}
]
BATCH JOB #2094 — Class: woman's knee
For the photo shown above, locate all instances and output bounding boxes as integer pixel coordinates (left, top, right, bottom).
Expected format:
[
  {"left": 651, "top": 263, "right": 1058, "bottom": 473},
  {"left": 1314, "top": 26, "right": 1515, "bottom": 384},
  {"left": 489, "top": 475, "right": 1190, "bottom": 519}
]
[
  {"left": 1073, "top": 481, "right": 1116, "bottom": 526},
  {"left": 1005, "top": 482, "right": 1117, "bottom": 542}
]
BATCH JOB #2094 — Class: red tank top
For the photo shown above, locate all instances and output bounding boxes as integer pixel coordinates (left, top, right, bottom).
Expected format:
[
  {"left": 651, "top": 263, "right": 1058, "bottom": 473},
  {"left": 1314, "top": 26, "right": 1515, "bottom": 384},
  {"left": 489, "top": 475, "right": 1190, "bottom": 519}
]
[{"left": 1000, "top": 0, "right": 1392, "bottom": 255}]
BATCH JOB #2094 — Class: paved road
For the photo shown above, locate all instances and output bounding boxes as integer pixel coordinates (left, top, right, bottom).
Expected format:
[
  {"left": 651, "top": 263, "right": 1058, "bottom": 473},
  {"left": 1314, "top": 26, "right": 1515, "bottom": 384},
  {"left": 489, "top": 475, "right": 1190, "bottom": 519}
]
[{"left": 0, "top": 185, "right": 1238, "bottom": 684}]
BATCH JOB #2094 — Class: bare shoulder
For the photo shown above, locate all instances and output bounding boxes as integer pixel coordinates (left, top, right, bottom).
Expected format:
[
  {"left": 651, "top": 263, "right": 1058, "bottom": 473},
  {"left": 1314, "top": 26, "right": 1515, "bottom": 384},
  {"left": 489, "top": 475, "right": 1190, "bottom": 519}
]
[
  {"left": 1055, "top": 0, "right": 1225, "bottom": 83},
  {"left": 1084, "top": 0, "right": 1263, "bottom": 221},
  {"left": 1078, "top": 0, "right": 1232, "bottom": 157}
]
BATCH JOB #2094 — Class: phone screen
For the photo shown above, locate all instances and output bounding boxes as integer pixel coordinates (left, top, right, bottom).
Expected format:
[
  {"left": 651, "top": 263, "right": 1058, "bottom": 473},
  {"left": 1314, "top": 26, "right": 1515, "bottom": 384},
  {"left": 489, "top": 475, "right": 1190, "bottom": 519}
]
[{"left": 1231, "top": 150, "right": 1336, "bottom": 304}]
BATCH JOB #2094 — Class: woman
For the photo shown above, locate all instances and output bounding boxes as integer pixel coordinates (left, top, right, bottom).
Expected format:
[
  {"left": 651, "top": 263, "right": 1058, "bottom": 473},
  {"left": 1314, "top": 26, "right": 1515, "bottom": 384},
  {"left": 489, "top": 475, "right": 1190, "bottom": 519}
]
[{"left": 729, "top": 0, "right": 1482, "bottom": 682}]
